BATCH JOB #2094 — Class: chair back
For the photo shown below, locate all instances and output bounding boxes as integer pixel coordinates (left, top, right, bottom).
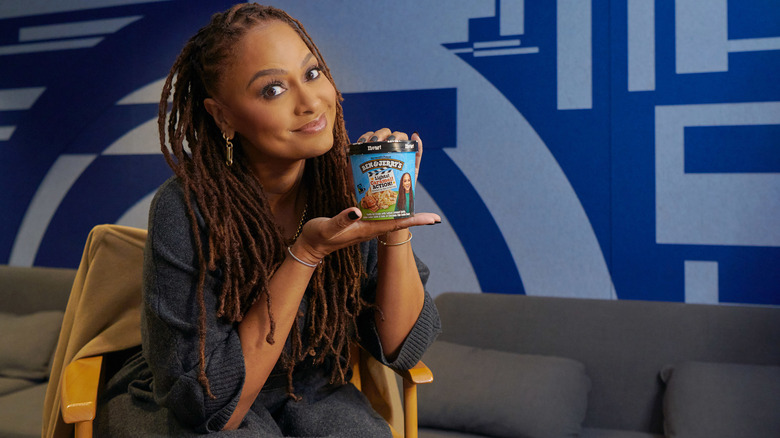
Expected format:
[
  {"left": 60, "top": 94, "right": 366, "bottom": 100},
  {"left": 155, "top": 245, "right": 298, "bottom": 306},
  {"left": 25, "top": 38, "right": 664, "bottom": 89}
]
[{"left": 43, "top": 224, "right": 146, "bottom": 438}]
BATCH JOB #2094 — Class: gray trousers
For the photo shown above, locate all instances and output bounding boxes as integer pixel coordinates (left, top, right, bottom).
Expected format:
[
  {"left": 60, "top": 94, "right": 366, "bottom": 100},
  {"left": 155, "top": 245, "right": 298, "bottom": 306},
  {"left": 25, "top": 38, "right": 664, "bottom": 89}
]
[{"left": 95, "top": 367, "right": 391, "bottom": 437}]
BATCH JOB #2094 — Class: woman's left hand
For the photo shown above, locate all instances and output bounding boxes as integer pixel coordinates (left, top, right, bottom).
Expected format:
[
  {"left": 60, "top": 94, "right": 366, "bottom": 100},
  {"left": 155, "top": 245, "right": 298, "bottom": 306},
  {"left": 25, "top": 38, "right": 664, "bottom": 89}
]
[
  {"left": 292, "top": 207, "right": 440, "bottom": 263},
  {"left": 357, "top": 128, "right": 423, "bottom": 184}
]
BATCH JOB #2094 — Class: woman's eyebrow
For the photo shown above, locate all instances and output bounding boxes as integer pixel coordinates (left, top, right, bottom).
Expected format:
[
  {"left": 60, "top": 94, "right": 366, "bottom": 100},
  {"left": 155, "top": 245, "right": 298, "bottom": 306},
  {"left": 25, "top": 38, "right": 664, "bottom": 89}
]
[
  {"left": 300, "top": 53, "right": 313, "bottom": 68},
  {"left": 245, "top": 53, "right": 315, "bottom": 89},
  {"left": 246, "top": 68, "right": 285, "bottom": 89}
]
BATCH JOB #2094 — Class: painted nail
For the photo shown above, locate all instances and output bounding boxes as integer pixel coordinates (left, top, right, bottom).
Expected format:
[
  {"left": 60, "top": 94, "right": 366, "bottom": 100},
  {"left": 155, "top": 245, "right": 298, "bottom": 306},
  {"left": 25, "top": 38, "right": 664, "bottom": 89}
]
[
  {"left": 348, "top": 211, "right": 359, "bottom": 220},
  {"left": 369, "top": 136, "right": 378, "bottom": 142},
  {"left": 357, "top": 137, "right": 366, "bottom": 143},
  {"left": 386, "top": 135, "right": 396, "bottom": 141}
]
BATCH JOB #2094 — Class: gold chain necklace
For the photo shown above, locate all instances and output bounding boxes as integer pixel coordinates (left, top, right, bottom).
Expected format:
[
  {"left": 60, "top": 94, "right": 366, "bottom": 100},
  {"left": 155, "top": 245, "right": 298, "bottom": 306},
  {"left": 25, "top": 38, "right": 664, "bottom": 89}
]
[{"left": 293, "top": 203, "right": 307, "bottom": 240}]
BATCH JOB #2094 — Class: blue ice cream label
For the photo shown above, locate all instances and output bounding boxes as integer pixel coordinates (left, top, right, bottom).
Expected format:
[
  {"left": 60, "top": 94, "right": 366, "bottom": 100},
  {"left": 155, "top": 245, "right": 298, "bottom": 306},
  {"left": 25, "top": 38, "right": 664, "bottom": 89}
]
[{"left": 348, "top": 141, "right": 417, "bottom": 220}]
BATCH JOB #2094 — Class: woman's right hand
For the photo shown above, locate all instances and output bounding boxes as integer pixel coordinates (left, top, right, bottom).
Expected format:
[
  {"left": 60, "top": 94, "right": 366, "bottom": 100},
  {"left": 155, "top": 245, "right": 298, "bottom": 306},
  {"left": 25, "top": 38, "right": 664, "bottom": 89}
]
[{"left": 289, "top": 207, "right": 440, "bottom": 265}]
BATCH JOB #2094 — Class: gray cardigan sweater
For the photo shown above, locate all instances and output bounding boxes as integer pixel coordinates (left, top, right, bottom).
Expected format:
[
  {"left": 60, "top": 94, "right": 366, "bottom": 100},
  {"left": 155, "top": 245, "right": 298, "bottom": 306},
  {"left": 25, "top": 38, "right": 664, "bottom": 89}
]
[{"left": 127, "top": 177, "right": 441, "bottom": 432}]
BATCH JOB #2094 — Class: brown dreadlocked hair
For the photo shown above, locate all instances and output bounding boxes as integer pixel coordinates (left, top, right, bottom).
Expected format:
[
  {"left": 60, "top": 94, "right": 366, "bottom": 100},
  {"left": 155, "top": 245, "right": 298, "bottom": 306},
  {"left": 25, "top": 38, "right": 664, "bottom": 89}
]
[{"left": 158, "top": 3, "right": 366, "bottom": 398}]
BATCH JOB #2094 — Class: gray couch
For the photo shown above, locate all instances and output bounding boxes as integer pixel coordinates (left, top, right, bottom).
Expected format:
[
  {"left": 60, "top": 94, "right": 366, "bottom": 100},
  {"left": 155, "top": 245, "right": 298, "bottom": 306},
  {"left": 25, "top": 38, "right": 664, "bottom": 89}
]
[
  {"left": 0, "top": 265, "right": 76, "bottom": 438},
  {"left": 3, "top": 264, "right": 778, "bottom": 438},
  {"left": 417, "top": 292, "right": 780, "bottom": 438}
]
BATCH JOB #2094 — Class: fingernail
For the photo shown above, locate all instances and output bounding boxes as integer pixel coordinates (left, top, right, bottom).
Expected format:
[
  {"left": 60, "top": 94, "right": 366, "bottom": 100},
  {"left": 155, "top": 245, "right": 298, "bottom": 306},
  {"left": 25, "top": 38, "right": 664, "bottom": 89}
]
[
  {"left": 386, "top": 135, "right": 396, "bottom": 141},
  {"left": 412, "top": 131, "right": 419, "bottom": 137},
  {"left": 427, "top": 220, "right": 442, "bottom": 226},
  {"left": 348, "top": 211, "right": 359, "bottom": 220},
  {"left": 357, "top": 137, "right": 366, "bottom": 143},
  {"left": 369, "top": 136, "right": 378, "bottom": 142}
]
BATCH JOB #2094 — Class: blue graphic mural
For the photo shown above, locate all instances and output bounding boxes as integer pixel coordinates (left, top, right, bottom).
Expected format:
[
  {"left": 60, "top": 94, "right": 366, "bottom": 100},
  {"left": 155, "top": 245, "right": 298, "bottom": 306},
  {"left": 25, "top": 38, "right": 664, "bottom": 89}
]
[{"left": 0, "top": 0, "right": 777, "bottom": 305}]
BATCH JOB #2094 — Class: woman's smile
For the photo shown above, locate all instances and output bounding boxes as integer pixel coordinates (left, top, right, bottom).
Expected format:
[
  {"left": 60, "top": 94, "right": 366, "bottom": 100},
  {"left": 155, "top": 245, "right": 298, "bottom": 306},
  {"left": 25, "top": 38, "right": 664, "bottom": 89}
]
[{"left": 294, "top": 112, "right": 328, "bottom": 134}]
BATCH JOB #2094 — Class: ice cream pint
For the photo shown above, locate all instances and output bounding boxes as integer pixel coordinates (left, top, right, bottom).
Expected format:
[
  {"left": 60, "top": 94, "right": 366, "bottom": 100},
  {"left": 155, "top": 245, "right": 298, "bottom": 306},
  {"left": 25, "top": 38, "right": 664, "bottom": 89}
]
[{"left": 348, "top": 140, "right": 418, "bottom": 220}]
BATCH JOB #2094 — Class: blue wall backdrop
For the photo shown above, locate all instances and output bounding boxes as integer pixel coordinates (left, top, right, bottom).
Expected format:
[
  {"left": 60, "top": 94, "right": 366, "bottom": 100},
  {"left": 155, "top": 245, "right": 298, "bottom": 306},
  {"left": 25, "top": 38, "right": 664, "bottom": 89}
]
[{"left": 1, "top": 0, "right": 777, "bottom": 305}]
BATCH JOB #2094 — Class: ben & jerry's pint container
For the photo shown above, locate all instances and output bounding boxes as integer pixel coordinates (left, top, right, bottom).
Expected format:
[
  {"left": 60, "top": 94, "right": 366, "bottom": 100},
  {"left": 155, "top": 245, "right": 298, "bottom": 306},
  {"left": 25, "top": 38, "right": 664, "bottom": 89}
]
[{"left": 348, "top": 140, "right": 417, "bottom": 220}]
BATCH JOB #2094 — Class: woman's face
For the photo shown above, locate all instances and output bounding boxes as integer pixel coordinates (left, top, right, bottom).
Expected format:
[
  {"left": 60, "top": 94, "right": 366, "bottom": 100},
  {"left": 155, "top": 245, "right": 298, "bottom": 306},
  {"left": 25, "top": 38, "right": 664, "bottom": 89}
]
[
  {"left": 402, "top": 173, "right": 412, "bottom": 191},
  {"left": 205, "top": 21, "right": 337, "bottom": 167}
]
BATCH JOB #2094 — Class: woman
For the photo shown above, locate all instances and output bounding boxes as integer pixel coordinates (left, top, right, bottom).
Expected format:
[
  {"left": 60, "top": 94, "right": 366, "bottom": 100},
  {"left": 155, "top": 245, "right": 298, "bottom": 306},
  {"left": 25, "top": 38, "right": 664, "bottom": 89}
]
[
  {"left": 95, "top": 3, "right": 441, "bottom": 436},
  {"left": 394, "top": 172, "right": 414, "bottom": 214}
]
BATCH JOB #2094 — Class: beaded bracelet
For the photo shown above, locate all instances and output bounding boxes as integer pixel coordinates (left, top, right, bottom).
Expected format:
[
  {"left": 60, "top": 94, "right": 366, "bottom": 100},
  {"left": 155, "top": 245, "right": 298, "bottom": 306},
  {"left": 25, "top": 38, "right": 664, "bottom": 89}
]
[
  {"left": 377, "top": 230, "right": 413, "bottom": 246},
  {"left": 287, "top": 246, "right": 321, "bottom": 268}
]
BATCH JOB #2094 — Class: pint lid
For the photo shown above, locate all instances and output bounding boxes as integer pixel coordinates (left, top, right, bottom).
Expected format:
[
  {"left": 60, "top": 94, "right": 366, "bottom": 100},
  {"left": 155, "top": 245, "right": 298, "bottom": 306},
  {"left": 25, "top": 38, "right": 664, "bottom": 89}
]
[{"left": 348, "top": 140, "right": 418, "bottom": 155}]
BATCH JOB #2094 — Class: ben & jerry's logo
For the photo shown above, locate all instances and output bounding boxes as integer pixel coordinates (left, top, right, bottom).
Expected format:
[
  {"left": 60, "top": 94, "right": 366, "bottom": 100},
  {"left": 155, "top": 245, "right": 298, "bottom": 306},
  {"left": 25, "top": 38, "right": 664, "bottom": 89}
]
[{"left": 360, "top": 158, "right": 404, "bottom": 173}]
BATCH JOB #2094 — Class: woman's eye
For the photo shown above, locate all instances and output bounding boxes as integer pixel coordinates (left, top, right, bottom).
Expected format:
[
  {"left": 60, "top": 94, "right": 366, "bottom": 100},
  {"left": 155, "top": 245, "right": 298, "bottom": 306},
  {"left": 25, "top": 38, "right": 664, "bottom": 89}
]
[
  {"left": 306, "top": 67, "right": 322, "bottom": 81},
  {"left": 261, "top": 83, "right": 285, "bottom": 99}
]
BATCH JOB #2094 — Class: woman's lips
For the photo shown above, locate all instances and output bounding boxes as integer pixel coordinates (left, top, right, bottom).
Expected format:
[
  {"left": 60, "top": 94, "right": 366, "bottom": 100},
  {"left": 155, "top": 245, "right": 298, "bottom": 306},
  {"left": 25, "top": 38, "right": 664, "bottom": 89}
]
[{"left": 294, "top": 113, "right": 327, "bottom": 134}]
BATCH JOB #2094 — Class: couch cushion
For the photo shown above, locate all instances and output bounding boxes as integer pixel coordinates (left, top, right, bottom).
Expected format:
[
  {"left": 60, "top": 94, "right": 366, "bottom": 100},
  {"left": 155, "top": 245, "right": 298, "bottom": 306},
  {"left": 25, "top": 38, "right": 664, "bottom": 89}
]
[
  {"left": 0, "top": 311, "right": 64, "bottom": 380},
  {"left": 660, "top": 361, "right": 780, "bottom": 438},
  {"left": 0, "top": 266, "right": 75, "bottom": 315},
  {"left": 0, "top": 377, "right": 37, "bottom": 397},
  {"left": 0, "top": 382, "right": 48, "bottom": 438},
  {"left": 419, "top": 340, "right": 590, "bottom": 438}
]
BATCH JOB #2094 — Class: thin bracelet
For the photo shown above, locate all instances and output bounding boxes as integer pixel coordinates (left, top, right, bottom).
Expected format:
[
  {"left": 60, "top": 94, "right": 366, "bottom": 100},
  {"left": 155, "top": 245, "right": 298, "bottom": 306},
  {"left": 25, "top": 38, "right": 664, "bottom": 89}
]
[
  {"left": 377, "top": 230, "right": 413, "bottom": 246},
  {"left": 287, "top": 246, "right": 321, "bottom": 268}
]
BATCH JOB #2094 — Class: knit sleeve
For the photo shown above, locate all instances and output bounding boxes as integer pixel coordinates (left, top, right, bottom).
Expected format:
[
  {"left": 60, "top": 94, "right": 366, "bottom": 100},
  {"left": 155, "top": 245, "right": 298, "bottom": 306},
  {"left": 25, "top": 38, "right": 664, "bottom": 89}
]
[
  {"left": 357, "top": 239, "right": 442, "bottom": 370},
  {"left": 141, "top": 178, "right": 245, "bottom": 432}
]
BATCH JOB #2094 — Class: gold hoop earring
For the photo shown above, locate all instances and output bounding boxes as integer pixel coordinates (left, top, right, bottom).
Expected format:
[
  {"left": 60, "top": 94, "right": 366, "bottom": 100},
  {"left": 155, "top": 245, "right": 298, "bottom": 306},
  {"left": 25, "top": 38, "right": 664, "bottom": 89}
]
[{"left": 222, "top": 132, "right": 233, "bottom": 166}]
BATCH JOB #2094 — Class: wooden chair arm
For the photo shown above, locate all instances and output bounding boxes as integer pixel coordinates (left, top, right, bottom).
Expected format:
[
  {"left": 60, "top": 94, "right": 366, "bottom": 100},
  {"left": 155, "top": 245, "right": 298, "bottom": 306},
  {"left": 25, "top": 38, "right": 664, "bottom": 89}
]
[
  {"left": 392, "top": 360, "right": 433, "bottom": 385},
  {"left": 349, "top": 343, "right": 434, "bottom": 438},
  {"left": 61, "top": 355, "right": 103, "bottom": 438},
  {"left": 393, "top": 361, "right": 433, "bottom": 438}
]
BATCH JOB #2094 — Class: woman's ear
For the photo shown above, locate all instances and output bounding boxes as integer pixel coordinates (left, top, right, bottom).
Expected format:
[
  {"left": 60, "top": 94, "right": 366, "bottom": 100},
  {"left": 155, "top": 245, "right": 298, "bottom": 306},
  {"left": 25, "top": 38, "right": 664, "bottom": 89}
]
[{"left": 204, "top": 97, "right": 234, "bottom": 137}]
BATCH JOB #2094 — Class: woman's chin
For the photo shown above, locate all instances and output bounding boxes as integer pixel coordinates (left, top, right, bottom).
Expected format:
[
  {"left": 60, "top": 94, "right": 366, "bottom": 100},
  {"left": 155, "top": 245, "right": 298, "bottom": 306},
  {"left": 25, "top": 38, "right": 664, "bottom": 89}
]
[{"left": 306, "top": 134, "right": 335, "bottom": 158}]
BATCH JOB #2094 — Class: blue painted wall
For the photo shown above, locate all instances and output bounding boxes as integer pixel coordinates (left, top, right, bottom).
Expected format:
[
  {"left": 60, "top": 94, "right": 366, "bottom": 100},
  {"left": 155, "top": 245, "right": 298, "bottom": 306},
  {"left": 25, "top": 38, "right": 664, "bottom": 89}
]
[{"left": 1, "top": 0, "right": 777, "bottom": 305}]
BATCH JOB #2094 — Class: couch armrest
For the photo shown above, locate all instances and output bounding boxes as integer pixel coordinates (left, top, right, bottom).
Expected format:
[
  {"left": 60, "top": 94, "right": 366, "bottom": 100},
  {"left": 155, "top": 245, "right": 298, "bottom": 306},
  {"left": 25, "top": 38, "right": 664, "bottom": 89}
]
[{"left": 61, "top": 355, "right": 103, "bottom": 438}]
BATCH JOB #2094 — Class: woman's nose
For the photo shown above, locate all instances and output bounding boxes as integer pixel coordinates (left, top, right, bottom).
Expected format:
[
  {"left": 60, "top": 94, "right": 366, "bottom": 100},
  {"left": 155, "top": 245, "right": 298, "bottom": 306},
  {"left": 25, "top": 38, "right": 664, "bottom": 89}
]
[{"left": 295, "top": 85, "right": 319, "bottom": 115}]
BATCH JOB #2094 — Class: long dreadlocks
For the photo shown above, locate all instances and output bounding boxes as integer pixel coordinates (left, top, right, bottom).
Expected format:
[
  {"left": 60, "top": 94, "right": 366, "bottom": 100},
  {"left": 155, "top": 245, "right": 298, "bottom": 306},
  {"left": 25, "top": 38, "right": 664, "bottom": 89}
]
[{"left": 158, "top": 3, "right": 365, "bottom": 398}]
